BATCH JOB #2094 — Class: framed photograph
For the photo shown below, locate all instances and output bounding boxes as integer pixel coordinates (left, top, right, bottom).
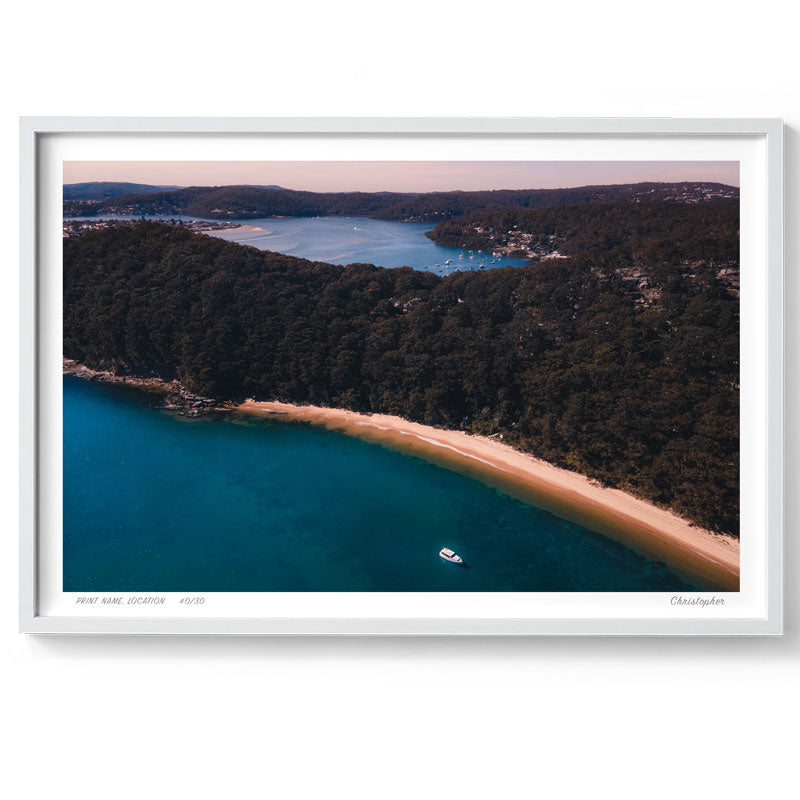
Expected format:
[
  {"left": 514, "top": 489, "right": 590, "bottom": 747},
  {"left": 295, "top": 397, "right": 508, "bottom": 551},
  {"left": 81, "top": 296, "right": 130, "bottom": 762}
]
[{"left": 20, "top": 117, "right": 783, "bottom": 635}]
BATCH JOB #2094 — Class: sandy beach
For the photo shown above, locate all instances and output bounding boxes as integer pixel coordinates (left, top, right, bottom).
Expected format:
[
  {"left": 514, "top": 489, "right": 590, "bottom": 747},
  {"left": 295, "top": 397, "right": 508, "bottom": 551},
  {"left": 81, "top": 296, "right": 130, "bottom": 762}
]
[
  {"left": 239, "top": 399, "right": 740, "bottom": 591},
  {"left": 198, "top": 224, "right": 265, "bottom": 234}
]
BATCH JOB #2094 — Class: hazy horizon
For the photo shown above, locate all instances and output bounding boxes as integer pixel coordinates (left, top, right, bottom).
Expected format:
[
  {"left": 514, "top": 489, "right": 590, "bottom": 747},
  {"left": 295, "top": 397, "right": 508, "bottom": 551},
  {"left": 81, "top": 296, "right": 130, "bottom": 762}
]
[{"left": 64, "top": 160, "right": 740, "bottom": 193}]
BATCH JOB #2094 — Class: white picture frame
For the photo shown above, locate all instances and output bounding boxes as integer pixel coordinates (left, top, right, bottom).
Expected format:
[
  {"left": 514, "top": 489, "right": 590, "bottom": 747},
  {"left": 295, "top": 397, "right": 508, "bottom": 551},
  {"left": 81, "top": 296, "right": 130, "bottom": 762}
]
[{"left": 20, "top": 116, "right": 784, "bottom": 635}]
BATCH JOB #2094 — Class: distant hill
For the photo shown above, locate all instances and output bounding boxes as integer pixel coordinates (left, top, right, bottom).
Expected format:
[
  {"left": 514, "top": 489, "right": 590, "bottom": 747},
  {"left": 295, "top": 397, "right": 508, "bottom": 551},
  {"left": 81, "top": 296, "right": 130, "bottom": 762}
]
[
  {"left": 63, "top": 182, "right": 182, "bottom": 201},
  {"left": 63, "top": 181, "right": 739, "bottom": 222}
]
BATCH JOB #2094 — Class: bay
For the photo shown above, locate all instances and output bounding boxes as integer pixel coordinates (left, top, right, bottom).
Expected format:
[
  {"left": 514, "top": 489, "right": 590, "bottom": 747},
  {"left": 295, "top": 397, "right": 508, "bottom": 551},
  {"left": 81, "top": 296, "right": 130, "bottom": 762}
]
[{"left": 63, "top": 376, "right": 696, "bottom": 592}]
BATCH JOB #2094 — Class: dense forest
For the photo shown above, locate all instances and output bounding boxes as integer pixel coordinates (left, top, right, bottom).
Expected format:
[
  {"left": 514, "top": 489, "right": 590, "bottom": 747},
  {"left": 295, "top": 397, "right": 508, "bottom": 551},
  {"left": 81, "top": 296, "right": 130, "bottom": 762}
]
[
  {"left": 64, "top": 208, "right": 739, "bottom": 536},
  {"left": 63, "top": 181, "right": 738, "bottom": 222}
]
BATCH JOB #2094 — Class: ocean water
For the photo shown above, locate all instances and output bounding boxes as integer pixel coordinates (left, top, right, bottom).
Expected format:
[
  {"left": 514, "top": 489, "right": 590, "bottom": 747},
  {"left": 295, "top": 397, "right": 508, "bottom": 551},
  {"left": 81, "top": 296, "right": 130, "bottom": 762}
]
[
  {"left": 63, "top": 376, "right": 696, "bottom": 592},
  {"left": 66, "top": 215, "right": 528, "bottom": 274}
]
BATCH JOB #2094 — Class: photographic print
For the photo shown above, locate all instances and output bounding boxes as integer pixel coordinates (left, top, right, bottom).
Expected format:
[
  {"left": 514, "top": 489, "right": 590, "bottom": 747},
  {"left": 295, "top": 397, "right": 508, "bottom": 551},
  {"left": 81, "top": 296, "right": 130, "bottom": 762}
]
[{"left": 61, "top": 158, "right": 741, "bottom": 594}]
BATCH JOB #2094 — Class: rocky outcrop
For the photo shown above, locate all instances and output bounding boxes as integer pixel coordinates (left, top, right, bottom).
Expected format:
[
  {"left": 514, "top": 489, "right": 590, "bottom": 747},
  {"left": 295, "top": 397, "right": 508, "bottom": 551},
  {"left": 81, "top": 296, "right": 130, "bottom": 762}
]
[{"left": 63, "top": 358, "right": 221, "bottom": 417}]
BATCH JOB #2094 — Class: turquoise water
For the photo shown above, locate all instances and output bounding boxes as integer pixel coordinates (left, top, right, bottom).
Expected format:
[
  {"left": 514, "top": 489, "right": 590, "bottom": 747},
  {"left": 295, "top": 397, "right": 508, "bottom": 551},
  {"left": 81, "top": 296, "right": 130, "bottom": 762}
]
[
  {"left": 63, "top": 376, "right": 696, "bottom": 592},
  {"left": 66, "top": 215, "right": 527, "bottom": 274}
]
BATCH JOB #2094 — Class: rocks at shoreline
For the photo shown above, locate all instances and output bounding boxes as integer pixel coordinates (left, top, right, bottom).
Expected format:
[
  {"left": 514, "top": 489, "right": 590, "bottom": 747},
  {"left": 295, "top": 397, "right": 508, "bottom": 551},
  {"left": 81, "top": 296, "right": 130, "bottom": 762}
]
[
  {"left": 63, "top": 358, "right": 219, "bottom": 416},
  {"left": 163, "top": 392, "right": 218, "bottom": 416}
]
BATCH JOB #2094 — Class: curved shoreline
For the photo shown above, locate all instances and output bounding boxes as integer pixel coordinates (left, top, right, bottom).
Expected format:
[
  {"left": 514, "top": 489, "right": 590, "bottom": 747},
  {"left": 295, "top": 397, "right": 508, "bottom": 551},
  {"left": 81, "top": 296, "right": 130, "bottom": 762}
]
[
  {"left": 238, "top": 400, "right": 740, "bottom": 591},
  {"left": 62, "top": 360, "right": 739, "bottom": 591}
]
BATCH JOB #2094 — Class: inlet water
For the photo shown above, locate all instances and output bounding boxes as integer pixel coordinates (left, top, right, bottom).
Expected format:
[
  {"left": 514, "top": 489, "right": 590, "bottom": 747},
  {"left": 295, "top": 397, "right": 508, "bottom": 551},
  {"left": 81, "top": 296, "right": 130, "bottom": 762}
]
[{"left": 65, "top": 215, "right": 528, "bottom": 274}]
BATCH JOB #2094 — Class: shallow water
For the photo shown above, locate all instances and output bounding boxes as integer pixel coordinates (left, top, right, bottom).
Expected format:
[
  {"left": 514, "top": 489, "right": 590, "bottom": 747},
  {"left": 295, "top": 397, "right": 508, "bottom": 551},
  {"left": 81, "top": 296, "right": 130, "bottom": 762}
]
[{"left": 63, "top": 376, "right": 696, "bottom": 592}]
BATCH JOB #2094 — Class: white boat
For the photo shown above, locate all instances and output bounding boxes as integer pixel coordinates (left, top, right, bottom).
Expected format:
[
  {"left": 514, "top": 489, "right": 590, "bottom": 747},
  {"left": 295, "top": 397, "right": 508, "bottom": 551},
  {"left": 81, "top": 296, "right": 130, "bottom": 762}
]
[
  {"left": 445, "top": 259, "right": 452, "bottom": 265},
  {"left": 439, "top": 547, "right": 464, "bottom": 565}
]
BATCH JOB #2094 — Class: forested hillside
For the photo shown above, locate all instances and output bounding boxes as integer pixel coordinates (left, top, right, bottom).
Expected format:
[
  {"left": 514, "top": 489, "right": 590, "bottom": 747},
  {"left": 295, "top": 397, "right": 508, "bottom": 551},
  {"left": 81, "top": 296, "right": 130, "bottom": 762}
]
[
  {"left": 63, "top": 214, "right": 739, "bottom": 535},
  {"left": 428, "top": 202, "right": 740, "bottom": 264},
  {"left": 63, "top": 181, "right": 738, "bottom": 222}
]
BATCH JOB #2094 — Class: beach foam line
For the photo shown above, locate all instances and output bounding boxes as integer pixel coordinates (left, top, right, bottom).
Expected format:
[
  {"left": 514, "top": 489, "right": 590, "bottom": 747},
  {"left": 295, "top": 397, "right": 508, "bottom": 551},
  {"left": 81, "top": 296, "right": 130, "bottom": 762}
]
[
  {"left": 354, "top": 421, "right": 391, "bottom": 431},
  {"left": 396, "top": 430, "right": 511, "bottom": 472},
  {"left": 343, "top": 419, "right": 508, "bottom": 470}
]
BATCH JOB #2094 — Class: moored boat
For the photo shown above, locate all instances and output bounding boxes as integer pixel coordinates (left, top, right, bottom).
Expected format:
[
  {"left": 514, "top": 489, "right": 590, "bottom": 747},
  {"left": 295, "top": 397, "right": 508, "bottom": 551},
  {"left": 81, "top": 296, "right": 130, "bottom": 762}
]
[{"left": 439, "top": 547, "right": 464, "bottom": 565}]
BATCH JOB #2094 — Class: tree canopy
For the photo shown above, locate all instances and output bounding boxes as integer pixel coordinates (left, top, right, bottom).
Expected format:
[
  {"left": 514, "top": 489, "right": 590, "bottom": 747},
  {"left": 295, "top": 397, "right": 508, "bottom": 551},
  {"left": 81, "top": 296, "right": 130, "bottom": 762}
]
[{"left": 64, "top": 209, "right": 739, "bottom": 536}]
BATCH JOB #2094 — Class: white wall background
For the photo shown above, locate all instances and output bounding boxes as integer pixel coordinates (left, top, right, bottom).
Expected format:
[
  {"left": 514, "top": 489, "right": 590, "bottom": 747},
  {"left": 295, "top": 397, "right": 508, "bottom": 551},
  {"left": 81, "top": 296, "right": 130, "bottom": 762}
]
[{"left": 1, "top": 2, "right": 797, "bottom": 798}]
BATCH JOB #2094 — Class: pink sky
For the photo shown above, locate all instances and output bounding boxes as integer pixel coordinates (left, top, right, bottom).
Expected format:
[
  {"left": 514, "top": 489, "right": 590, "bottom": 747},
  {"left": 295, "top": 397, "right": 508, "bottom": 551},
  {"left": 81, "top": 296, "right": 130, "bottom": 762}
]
[{"left": 63, "top": 160, "right": 739, "bottom": 192}]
